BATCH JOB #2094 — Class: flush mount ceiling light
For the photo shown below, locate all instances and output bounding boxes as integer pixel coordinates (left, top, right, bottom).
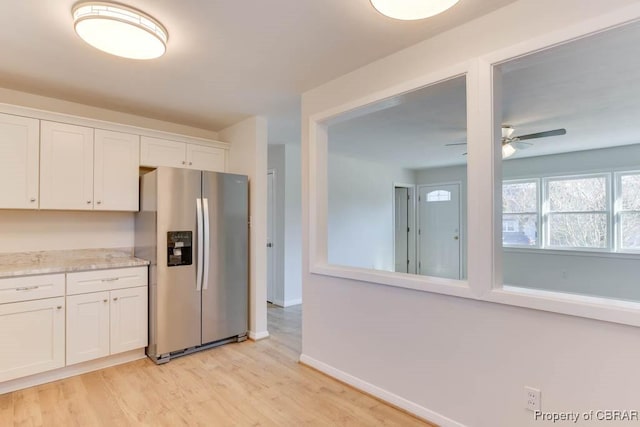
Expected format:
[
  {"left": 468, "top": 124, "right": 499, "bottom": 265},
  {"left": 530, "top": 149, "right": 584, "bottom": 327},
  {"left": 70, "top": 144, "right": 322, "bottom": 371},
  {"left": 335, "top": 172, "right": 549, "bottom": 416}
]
[
  {"left": 72, "top": 2, "right": 168, "bottom": 59},
  {"left": 370, "top": 0, "right": 460, "bottom": 20}
]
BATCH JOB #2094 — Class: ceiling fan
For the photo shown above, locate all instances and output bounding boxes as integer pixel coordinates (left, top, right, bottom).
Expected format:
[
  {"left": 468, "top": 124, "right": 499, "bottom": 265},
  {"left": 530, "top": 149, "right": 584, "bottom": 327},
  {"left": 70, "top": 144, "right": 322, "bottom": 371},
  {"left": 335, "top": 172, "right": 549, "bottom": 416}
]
[{"left": 446, "top": 125, "right": 567, "bottom": 158}]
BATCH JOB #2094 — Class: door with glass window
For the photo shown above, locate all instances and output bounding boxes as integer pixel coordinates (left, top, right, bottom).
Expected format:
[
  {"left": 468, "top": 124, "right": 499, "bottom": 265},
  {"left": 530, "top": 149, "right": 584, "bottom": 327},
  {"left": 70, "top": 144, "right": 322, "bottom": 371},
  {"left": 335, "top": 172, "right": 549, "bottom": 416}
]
[{"left": 418, "top": 183, "right": 460, "bottom": 279}]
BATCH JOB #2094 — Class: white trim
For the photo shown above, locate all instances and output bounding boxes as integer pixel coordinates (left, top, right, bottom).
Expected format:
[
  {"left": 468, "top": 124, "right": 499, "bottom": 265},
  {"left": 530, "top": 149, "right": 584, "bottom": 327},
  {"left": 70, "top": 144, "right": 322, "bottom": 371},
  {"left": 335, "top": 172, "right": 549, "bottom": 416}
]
[
  {"left": 266, "top": 169, "right": 277, "bottom": 304},
  {"left": 0, "top": 349, "right": 145, "bottom": 394},
  {"left": 248, "top": 330, "right": 270, "bottom": 341},
  {"left": 299, "top": 354, "right": 466, "bottom": 427},
  {"left": 283, "top": 298, "right": 302, "bottom": 307},
  {"left": 0, "top": 102, "right": 229, "bottom": 150}
]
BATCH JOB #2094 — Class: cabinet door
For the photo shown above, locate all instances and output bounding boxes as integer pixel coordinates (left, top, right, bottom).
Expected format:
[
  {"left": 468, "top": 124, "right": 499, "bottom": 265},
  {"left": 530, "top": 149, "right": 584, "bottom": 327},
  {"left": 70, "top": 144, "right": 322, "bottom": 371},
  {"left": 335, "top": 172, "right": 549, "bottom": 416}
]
[
  {"left": 140, "top": 136, "right": 186, "bottom": 168},
  {"left": 40, "top": 121, "right": 94, "bottom": 210},
  {"left": 94, "top": 129, "right": 140, "bottom": 211},
  {"left": 187, "top": 144, "right": 226, "bottom": 172},
  {"left": 0, "top": 113, "right": 40, "bottom": 209},
  {"left": 110, "top": 286, "right": 147, "bottom": 354},
  {"left": 66, "top": 291, "right": 110, "bottom": 365},
  {"left": 0, "top": 297, "right": 65, "bottom": 382}
]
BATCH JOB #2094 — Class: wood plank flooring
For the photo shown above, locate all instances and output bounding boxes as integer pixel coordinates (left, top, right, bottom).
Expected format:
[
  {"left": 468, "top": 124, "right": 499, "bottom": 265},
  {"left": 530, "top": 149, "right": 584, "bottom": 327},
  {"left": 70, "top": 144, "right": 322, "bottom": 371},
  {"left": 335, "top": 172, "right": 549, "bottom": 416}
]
[{"left": 1, "top": 304, "right": 433, "bottom": 426}]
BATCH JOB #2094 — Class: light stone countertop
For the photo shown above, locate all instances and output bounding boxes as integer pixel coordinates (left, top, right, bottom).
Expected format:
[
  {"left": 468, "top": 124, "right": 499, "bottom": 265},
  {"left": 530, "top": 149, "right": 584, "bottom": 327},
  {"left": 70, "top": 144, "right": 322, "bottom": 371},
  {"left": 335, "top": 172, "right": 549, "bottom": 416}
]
[{"left": 0, "top": 248, "right": 149, "bottom": 278}]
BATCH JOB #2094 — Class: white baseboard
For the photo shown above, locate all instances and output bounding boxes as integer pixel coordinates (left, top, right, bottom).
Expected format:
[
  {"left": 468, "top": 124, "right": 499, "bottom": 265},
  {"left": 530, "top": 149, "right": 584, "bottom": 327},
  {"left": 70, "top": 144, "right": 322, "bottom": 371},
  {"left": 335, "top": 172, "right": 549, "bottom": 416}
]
[
  {"left": 271, "top": 298, "right": 302, "bottom": 307},
  {"left": 248, "top": 330, "right": 270, "bottom": 341},
  {"left": 0, "top": 349, "right": 146, "bottom": 395},
  {"left": 299, "top": 354, "right": 466, "bottom": 427}
]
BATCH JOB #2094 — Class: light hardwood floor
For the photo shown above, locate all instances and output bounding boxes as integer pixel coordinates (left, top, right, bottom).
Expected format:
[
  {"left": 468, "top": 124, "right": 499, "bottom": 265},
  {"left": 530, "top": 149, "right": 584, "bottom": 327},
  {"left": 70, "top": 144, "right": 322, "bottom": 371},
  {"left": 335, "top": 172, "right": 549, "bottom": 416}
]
[{"left": 0, "top": 304, "right": 432, "bottom": 426}]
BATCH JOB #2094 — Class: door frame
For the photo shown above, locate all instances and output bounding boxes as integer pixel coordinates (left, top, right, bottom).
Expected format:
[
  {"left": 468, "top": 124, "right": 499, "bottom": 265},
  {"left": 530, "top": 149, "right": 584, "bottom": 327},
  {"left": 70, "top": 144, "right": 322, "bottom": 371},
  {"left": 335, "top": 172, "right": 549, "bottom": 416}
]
[
  {"left": 416, "top": 181, "right": 463, "bottom": 279},
  {"left": 392, "top": 183, "right": 417, "bottom": 274},
  {"left": 266, "top": 169, "right": 276, "bottom": 304}
]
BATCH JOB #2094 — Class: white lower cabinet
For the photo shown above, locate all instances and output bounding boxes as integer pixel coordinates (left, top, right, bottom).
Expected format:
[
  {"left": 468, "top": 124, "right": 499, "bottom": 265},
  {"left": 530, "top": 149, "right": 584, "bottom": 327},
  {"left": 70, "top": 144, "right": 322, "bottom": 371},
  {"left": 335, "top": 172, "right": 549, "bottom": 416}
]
[
  {"left": 66, "top": 267, "right": 148, "bottom": 366},
  {"left": 0, "top": 297, "right": 65, "bottom": 382}
]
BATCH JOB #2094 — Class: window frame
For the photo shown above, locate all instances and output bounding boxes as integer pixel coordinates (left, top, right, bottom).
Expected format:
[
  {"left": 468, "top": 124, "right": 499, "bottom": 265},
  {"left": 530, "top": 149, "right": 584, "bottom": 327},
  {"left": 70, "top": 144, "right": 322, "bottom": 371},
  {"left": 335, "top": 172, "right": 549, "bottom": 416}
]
[
  {"left": 615, "top": 170, "right": 640, "bottom": 253},
  {"left": 543, "top": 173, "right": 612, "bottom": 252},
  {"left": 502, "top": 178, "right": 540, "bottom": 248},
  {"left": 307, "top": 7, "right": 640, "bottom": 329}
]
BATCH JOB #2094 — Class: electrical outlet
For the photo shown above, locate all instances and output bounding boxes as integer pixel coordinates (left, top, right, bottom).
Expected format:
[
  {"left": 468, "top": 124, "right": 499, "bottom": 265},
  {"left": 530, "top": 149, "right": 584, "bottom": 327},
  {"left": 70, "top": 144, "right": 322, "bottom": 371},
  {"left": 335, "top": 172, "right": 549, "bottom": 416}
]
[{"left": 525, "top": 386, "right": 541, "bottom": 411}]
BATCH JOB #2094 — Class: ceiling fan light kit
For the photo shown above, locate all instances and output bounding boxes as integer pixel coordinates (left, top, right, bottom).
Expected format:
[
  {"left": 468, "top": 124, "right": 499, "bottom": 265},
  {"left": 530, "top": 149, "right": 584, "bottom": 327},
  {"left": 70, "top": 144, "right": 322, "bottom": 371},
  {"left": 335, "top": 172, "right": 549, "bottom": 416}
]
[
  {"left": 370, "top": 0, "right": 460, "bottom": 20},
  {"left": 72, "top": 2, "right": 168, "bottom": 60}
]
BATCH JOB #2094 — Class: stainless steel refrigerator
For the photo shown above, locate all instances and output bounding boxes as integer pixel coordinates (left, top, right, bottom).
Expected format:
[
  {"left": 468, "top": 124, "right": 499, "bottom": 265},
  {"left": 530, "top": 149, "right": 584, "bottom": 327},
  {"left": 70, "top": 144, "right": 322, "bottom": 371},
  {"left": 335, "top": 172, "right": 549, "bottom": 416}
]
[{"left": 135, "top": 167, "right": 248, "bottom": 364}]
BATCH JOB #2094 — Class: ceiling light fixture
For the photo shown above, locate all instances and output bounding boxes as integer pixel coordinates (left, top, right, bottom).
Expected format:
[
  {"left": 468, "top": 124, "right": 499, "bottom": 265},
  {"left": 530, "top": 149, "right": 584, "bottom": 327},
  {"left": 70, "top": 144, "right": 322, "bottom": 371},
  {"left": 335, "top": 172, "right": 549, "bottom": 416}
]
[
  {"left": 72, "top": 2, "right": 168, "bottom": 60},
  {"left": 502, "top": 143, "right": 516, "bottom": 159},
  {"left": 370, "top": 0, "right": 460, "bottom": 20}
]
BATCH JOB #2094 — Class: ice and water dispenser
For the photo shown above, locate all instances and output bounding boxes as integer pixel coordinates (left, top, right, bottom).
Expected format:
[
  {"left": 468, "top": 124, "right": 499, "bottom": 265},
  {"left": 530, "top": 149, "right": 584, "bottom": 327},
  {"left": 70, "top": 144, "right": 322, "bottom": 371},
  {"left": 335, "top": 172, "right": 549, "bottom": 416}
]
[{"left": 167, "top": 231, "right": 193, "bottom": 266}]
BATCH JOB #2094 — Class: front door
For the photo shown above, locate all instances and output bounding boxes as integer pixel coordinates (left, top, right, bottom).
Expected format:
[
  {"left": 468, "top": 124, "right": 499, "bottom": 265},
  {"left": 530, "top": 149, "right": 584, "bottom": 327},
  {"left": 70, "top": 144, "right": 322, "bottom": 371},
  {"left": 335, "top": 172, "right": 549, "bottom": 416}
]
[{"left": 418, "top": 183, "right": 460, "bottom": 279}]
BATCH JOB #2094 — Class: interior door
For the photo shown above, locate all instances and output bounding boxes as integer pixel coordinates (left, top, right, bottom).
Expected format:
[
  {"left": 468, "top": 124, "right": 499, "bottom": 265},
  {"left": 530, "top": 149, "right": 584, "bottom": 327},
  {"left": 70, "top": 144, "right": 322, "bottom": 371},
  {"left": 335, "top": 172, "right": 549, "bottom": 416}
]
[
  {"left": 418, "top": 183, "right": 461, "bottom": 279},
  {"left": 267, "top": 171, "right": 275, "bottom": 303},
  {"left": 201, "top": 172, "right": 249, "bottom": 344},
  {"left": 394, "top": 187, "right": 409, "bottom": 273}
]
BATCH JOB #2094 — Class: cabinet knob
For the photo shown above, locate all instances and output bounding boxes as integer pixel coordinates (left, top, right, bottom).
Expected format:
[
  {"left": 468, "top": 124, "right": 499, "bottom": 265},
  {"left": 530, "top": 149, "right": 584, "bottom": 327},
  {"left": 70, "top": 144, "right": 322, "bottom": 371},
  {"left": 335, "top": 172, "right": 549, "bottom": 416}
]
[
  {"left": 87, "top": 200, "right": 92, "bottom": 204},
  {"left": 30, "top": 198, "right": 36, "bottom": 202},
  {"left": 113, "top": 297, "right": 119, "bottom": 301},
  {"left": 103, "top": 299, "right": 108, "bottom": 303},
  {"left": 97, "top": 201, "right": 102, "bottom": 205},
  {"left": 56, "top": 306, "right": 62, "bottom": 310},
  {"left": 182, "top": 161, "right": 186, "bottom": 165},
  {"left": 189, "top": 162, "right": 193, "bottom": 165}
]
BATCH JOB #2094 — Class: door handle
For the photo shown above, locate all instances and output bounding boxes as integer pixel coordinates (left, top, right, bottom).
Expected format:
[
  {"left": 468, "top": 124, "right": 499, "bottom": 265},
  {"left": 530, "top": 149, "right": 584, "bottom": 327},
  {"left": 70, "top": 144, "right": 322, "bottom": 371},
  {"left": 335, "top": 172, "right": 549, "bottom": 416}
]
[
  {"left": 267, "top": 242, "right": 273, "bottom": 248},
  {"left": 454, "top": 236, "right": 459, "bottom": 240}
]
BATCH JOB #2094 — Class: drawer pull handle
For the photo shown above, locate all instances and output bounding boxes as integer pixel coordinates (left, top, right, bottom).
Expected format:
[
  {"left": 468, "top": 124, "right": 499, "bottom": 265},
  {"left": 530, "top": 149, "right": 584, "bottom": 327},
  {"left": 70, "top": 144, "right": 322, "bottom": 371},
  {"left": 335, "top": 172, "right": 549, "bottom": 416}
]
[
  {"left": 103, "top": 299, "right": 108, "bottom": 303},
  {"left": 16, "top": 286, "right": 39, "bottom": 291},
  {"left": 102, "top": 278, "right": 120, "bottom": 282},
  {"left": 113, "top": 297, "right": 119, "bottom": 301},
  {"left": 57, "top": 306, "right": 62, "bottom": 310}
]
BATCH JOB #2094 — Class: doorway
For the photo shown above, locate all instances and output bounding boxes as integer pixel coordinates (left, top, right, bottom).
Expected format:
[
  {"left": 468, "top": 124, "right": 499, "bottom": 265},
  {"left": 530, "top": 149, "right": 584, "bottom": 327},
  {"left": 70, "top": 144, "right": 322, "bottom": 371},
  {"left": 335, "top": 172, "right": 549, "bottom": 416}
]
[
  {"left": 267, "top": 170, "right": 275, "bottom": 303},
  {"left": 393, "top": 184, "right": 415, "bottom": 274},
  {"left": 417, "top": 183, "right": 461, "bottom": 279}
]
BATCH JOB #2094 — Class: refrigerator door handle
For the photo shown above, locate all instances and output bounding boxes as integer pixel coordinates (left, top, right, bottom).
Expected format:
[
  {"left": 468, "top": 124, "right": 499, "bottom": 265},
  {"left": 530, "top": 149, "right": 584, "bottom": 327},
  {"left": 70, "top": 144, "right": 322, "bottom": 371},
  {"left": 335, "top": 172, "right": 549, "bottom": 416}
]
[
  {"left": 196, "top": 197, "right": 204, "bottom": 291},
  {"left": 202, "top": 198, "right": 211, "bottom": 290}
]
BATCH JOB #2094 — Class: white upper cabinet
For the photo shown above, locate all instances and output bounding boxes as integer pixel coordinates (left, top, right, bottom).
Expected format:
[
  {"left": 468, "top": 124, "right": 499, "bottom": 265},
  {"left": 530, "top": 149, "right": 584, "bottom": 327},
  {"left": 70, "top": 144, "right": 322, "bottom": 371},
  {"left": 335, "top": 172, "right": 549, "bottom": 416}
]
[
  {"left": 40, "top": 121, "right": 94, "bottom": 210},
  {"left": 187, "top": 143, "right": 226, "bottom": 172},
  {"left": 140, "top": 136, "right": 226, "bottom": 172},
  {"left": 94, "top": 129, "right": 140, "bottom": 211},
  {"left": 0, "top": 113, "right": 40, "bottom": 209}
]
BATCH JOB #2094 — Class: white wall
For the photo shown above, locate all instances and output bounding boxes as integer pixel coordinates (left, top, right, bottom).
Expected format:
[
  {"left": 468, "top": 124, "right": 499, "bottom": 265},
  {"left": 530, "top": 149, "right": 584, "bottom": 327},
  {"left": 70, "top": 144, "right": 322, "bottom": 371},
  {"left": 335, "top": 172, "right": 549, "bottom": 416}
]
[
  {"left": 301, "top": 1, "right": 640, "bottom": 426},
  {"left": 221, "top": 116, "right": 269, "bottom": 340},
  {"left": 328, "top": 152, "right": 415, "bottom": 271},
  {"left": 267, "top": 144, "right": 303, "bottom": 307},
  {"left": 283, "top": 144, "right": 302, "bottom": 305},
  {"left": 0, "top": 210, "right": 133, "bottom": 253}
]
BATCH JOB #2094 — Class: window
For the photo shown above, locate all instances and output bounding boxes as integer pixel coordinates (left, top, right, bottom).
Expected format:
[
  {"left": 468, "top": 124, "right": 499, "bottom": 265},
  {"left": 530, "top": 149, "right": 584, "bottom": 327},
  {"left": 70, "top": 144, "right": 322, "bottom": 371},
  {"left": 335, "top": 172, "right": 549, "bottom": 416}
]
[
  {"left": 618, "top": 172, "right": 640, "bottom": 251},
  {"left": 546, "top": 175, "right": 609, "bottom": 249},
  {"left": 426, "top": 190, "right": 451, "bottom": 202},
  {"left": 502, "top": 180, "right": 538, "bottom": 246}
]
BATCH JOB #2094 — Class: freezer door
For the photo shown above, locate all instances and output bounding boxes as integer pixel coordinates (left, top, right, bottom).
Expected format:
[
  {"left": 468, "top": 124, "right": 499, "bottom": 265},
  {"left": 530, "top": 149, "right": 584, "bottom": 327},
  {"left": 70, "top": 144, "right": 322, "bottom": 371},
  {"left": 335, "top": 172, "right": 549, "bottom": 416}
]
[
  {"left": 201, "top": 172, "right": 249, "bottom": 344},
  {"left": 154, "top": 167, "right": 203, "bottom": 355}
]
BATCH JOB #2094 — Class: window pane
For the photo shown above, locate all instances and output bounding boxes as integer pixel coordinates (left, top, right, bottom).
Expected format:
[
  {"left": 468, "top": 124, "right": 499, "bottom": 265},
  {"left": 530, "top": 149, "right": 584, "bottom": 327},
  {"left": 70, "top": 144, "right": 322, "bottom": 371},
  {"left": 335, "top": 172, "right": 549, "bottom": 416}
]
[
  {"left": 548, "top": 213, "right": 607, "bottom": 248},
  {"left": 548, "top": 177, "right": 606, "bottom": 212},
  {"left": 503, "top": 214, "right": 537, "bottom": 245},
  {"left": 621, "top": 174, "right": 640, "bottom": 211},
  {"left": 503, "top": 182, "right": 537, "bottom": 213},
  {"left": 621, "top": 212, "right": 640, "bottom": 250}
]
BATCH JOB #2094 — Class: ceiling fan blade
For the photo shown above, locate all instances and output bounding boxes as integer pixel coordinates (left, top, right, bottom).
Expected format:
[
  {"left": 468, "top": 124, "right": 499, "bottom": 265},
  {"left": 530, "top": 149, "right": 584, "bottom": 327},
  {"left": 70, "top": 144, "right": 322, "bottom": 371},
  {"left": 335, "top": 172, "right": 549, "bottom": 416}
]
[
  {"left": 515, "top": 128, "right": 566, "bottom": 141},
  {"left": 511, "top": 141, "right": 533, "bottom": 150},
  {"left": 445, "top": 142, "right": 467, "bottom": 146}
]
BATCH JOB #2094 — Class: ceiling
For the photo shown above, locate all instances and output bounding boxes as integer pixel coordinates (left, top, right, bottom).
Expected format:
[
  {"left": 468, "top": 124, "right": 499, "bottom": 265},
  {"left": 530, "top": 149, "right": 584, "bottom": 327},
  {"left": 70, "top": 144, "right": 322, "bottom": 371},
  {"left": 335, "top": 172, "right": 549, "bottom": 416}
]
[
  {"left": 0, "top": 0, "right": 518, "bottom": 144},
  {"left": 328, "top": 19, "right": 640, "bottom": 170}
]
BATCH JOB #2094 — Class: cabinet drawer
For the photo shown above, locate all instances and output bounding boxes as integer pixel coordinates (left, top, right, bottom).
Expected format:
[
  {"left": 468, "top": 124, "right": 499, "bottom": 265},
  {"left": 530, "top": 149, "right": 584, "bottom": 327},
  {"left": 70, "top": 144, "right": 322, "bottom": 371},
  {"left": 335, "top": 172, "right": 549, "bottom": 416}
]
[
  {"left": 66, "top": 266, "right": 148, "bottom": 295},
  {"left": 0, "top": 274, "right": 65, "bottom": 304}
]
